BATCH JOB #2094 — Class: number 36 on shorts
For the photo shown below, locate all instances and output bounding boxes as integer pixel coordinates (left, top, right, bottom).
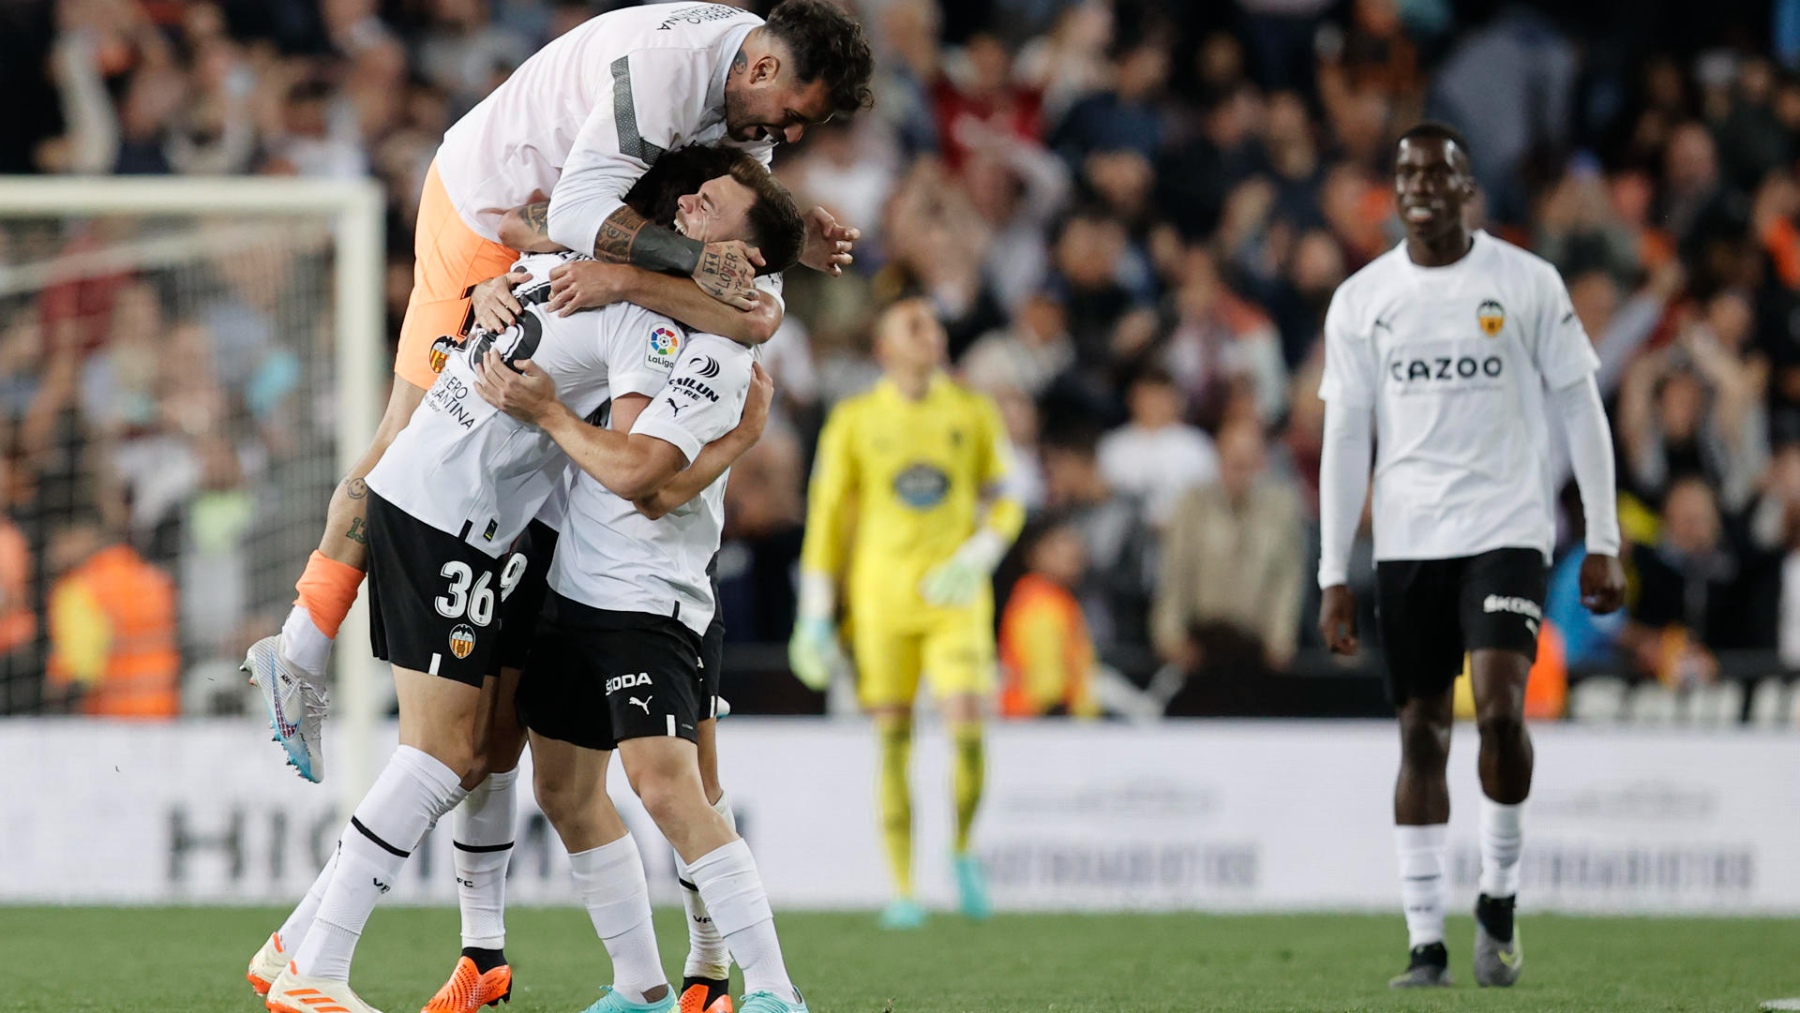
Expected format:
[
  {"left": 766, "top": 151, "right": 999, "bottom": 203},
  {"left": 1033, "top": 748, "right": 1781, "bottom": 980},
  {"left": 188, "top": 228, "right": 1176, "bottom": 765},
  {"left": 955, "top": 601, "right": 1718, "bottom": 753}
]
[{"left": 434, "top": 554, "right": 528, "bottom": 627}]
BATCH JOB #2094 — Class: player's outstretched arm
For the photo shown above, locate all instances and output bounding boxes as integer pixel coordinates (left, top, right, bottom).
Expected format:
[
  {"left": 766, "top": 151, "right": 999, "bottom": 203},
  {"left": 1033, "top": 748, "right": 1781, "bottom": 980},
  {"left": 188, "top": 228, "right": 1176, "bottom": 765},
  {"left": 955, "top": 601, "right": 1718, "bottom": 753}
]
[
  {"left": 544, "top": 261, "right": 783, "bottom": 346},
  {"left": 633, "top": 363, "right": 774, "bottom": 520},
  {"left": 472, "top": 350, "right": 687, "bottom": 502}
]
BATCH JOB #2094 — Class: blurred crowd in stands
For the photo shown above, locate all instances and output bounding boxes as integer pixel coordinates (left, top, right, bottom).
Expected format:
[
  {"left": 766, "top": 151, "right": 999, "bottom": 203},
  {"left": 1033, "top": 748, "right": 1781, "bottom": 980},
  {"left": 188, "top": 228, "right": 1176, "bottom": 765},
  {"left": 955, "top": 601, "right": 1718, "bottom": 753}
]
[{"left": 6, "top": 0, "right": 1800, "bottom": 718}]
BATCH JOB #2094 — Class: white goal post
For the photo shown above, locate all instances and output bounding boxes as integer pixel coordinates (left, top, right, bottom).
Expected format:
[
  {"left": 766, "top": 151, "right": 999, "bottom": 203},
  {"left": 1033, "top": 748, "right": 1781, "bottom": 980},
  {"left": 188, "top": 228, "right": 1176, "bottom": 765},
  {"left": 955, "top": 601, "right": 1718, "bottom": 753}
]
[{"left": 0, "top": 176, "right": 387, "bottom": 818}]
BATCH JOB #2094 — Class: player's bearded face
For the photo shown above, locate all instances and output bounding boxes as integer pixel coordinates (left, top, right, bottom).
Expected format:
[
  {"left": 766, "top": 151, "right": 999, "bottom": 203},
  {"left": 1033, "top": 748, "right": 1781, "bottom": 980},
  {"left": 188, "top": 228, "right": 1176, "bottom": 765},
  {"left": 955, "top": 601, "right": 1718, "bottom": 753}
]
[
  {"left": 724, "top": 74, "right": 833, "bottom": 144},
  {"left": 672, "top": 176, "right": 756, "bottom": 245}
]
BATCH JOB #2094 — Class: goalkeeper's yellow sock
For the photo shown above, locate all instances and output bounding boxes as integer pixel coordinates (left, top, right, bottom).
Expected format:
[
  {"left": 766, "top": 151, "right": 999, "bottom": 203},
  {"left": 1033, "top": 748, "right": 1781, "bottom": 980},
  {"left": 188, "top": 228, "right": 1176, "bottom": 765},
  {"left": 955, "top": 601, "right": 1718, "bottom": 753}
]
[
  {"left": 877, "top": 717, "right": 914, "bottom": 897},
  {"left": 951, "top": 721, "right": 985, "bottom": 855}
]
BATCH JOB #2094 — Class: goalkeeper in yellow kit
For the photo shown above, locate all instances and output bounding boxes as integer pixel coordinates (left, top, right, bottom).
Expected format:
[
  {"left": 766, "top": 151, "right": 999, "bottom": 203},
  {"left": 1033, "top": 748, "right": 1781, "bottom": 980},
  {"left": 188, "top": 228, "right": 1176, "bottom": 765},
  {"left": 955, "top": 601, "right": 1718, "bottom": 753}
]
[{"left": 789, "top": 297, "right": 1025, "bottom": 929}]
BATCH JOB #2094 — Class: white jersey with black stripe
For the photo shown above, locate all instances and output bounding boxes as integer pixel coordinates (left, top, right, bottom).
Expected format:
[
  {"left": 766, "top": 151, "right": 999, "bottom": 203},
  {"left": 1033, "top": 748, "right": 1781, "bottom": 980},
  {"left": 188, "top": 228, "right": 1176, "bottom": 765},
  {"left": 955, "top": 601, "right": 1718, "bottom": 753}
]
[
  {"left": 366, "top": 252, "right": 693, "bottom": 557},
  {"left": 549, "top": 333, "right": 755, "bottom": 636},
  {"left": 433, "top": 3, "right": 775, "bottom": 253}
]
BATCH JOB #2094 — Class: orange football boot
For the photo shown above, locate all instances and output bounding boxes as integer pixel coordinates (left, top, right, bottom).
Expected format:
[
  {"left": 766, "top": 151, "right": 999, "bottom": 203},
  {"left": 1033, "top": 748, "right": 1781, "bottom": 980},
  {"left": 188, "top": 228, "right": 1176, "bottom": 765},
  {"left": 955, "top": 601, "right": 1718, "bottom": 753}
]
[
  {"left": 678, "top": 978, "right": 733, "bottom": 1013},
  {"left": 420, "top": 955, "right": 513, "bottom": 1012}
]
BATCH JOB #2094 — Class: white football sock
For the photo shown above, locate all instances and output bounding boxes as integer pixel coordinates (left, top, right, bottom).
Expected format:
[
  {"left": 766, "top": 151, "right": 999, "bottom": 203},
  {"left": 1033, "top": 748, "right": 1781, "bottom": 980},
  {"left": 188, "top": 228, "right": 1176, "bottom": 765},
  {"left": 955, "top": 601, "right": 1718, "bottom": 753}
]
[
  {"left": 281, "top": 605, "right": 333, "bottom": 680},
  {"left": 680, "top": 793, "right": 736, "bottom": 981},
  {"left": 1478, "top": 797, "right": 1525, "bottom": 898},
  {"left": 1395, "top": 824, "right": 1448, "bottom": 949},
  {"left": 688, "top": 839, "right": 796, "bottom": 1003},
  {"left": 455, "top": 769, "right": 518, "bottom": 950},
  {"left": 294, "top": 746, "right": 465, "bottom": 980},
  {"left": 569, "top": 834, "right": 666, "bottom": 1004},
  {"left": 277, "top": 849, "right": 339, "bottom": 952}
]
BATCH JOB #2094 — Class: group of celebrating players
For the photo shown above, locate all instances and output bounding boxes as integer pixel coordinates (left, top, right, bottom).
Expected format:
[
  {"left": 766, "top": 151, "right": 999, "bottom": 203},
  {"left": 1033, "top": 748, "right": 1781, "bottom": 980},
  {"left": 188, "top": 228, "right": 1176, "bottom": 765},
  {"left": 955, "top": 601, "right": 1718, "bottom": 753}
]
[
  {"left": 229, "top": 0, "right": 1637, "bottom": 1006},
  {"left": 238, "top": 3, "right": 882, "bottom": 1013}
]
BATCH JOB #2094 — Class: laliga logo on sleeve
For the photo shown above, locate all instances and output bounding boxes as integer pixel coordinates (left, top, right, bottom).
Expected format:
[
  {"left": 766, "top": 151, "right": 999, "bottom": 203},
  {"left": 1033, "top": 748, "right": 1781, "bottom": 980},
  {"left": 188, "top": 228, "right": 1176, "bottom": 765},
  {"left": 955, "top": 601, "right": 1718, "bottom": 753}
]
[
  {"left": 647, "top": 326, "right": 683, "bottom": 370},
  {"left": 1477, "top": 299, "right": 1506, "bottom": 337}
]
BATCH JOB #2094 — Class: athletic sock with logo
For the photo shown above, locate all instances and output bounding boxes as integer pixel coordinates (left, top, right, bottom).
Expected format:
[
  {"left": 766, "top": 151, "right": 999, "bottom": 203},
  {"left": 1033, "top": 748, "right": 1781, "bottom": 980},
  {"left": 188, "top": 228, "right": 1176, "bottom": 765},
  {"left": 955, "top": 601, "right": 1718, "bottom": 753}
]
[
  {"left": 281, "top": 605, "right": 334, "bottom": 681},
  {"left": 688, "top": 838, "right": 797, "bottom": 1003},
  {"left": 569, "top": 834, "right": 667, "bottom": 1004},
  {"left": 294, "top": 746, "right": 465, "bottom": 981},
  {"left": 277, "top": 849, "right": 340, "bottom": 953},
  {"left": 1394, "top": 824, "right": 1449, "bottom": 948},
  {"left": 455, "top": 769, "right": 518, "bottom": 952},
  {"left": 679, "top": 793, "right": 736, "bottom": 982},
  {"left": 1478, "top": 796, "right": 1524, "bottom": 898}
]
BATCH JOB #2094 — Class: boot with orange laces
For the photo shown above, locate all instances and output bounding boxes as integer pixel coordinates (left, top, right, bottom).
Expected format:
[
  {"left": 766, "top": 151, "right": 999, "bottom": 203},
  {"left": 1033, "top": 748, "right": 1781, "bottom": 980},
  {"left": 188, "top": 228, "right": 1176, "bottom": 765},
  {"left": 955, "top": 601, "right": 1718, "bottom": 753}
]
[{"left": 421, "top": 949, "right": 513, "bottom": 1012}]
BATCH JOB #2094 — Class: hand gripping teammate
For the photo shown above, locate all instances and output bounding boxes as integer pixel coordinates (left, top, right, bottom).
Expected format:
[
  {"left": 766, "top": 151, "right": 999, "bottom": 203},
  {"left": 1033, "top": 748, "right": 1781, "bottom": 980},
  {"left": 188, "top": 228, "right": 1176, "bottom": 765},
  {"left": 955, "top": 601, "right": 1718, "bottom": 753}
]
[
  {"left": 1315, "top": 123, "right": 1626, "bottom": 989},
  {"left": 250, "top": 147, "right": 801, "bottom": 1013},
  {"left": 243, "top": 0, "right": 873, "bottom": 785}
]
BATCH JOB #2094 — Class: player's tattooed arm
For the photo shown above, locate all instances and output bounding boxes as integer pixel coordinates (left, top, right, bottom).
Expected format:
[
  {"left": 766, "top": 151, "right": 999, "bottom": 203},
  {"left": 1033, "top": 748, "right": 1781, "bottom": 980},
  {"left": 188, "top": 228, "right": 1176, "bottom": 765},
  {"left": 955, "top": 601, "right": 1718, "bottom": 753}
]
[
  {"left": 496, "top": 202, "right": 568, "bottom": 254},
  {"left": 594, "top": 206, "right": 763, "bottom": 310},
  {"left": 342, "top": 478, "right": 366, "bottom": 500}
]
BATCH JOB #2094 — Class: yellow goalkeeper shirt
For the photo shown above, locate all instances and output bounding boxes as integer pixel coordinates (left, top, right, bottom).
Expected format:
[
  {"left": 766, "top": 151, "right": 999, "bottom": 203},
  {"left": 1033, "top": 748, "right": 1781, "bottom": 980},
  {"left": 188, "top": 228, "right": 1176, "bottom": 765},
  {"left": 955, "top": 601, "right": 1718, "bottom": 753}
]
[{"left": 801, "top": 375, "right": 1016, "bottom": 624}]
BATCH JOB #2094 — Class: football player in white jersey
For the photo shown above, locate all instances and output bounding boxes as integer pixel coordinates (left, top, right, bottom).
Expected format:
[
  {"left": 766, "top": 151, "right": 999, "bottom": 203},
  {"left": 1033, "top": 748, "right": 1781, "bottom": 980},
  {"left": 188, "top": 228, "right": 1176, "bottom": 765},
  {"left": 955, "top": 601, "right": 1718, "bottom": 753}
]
[
  {"left": 1315, "top": 123, "right": 1628, "bottom": 989},
  {"left": 252, "top": 150, "right": 804, "bottom": 1013},
  {"left": 244, "top": 0, "right": 873, "bottom": 791},
  {"left": 470, "top": 283, "right": 803, "bottom": 1013},
  {"left": 393, "top": 147, "right": 792, "bottom": 1013}
]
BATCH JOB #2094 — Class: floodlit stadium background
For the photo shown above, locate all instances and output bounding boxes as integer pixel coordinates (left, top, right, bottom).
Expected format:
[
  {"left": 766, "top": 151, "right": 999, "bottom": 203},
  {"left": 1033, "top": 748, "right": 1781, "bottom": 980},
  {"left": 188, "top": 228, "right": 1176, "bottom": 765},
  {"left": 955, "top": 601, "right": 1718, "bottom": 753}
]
[{"left": 3, "top": 0, "right": 1800, "bottom": 918}]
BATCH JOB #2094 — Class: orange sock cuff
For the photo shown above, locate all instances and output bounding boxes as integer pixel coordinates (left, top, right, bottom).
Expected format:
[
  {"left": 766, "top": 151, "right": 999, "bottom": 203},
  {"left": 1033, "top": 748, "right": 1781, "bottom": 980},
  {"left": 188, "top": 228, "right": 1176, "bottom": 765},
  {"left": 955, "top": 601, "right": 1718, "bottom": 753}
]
[{"left": 294, "top": 551, "right": 366, "bottom": 639}]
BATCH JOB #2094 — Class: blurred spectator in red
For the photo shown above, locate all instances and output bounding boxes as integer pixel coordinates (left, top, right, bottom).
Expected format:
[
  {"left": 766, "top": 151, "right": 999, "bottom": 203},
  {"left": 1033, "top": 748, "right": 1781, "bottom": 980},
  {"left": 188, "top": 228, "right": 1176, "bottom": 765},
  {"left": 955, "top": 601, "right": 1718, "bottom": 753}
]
[
  {"left": 0, "top": 457, "right": 34, "bottom": 677},
  {"left": 44, "top": 514, "right": 179, "bottom": 718},
  {"left": 933, "top": 33, "right": 1044, "bottom": 173},
  {"left": 999, "top": 514, "right": 1099, "bottom": 718},
  {"left": 1151, "top": 419, "right": 1303, "bottom": 670}
]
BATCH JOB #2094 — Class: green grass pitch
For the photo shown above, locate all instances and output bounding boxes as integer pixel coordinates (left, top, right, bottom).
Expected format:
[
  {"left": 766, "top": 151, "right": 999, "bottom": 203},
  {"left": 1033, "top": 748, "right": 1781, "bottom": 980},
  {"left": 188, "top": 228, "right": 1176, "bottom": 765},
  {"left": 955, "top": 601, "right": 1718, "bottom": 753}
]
[{"left": 4, "top": 906, "right": 1798, "bottom": 1012}]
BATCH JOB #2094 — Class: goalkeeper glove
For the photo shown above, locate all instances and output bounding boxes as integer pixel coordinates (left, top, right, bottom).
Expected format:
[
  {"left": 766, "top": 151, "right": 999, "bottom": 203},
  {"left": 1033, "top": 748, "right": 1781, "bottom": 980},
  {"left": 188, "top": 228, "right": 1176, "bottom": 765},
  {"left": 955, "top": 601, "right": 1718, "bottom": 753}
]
[
  {"left": 789, "top": 572, "right": 843, "bottom": 690},
  {"left": 919, "top": 529, "right": 1010, "bottom": 608},
  {"left": 787, "top": 616, "right": 844, "bottom": 691}
]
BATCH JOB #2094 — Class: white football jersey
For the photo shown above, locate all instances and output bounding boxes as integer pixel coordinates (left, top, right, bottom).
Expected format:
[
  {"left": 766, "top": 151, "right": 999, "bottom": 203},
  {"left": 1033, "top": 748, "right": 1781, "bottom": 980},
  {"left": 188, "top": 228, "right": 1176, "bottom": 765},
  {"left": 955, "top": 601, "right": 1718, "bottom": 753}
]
[
  {"left": 366, "top": 252, "right": 694, "bottom": 557},
  {"left": 433, "top": 3, "right": 774, "bottom": 252},
  {"left": 1318, "top": 230, "right": 1600, "bottom": 563},
  {"left": 550, "top": 333, "right": 754, "bottom": 635}
]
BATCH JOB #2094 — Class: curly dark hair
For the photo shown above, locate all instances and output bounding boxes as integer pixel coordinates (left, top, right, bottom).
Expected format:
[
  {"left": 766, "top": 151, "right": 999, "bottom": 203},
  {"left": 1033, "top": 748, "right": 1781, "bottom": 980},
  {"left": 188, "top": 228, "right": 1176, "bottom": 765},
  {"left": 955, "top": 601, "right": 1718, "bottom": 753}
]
[
  {"left": 623, "top": 144, "right": 805, "bottom": 275},
  {"left": 763, "top": 0, "right": 875, "bottom": 115}
]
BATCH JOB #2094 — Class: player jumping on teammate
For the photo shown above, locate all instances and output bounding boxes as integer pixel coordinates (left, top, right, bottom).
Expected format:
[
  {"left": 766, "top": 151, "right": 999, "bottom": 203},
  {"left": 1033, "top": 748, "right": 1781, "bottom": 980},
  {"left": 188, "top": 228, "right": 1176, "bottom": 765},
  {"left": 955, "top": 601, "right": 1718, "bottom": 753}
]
[
  {"left": 244, "top": 0, "right": 872, "bottom": 786},
  {"left": 1316, "top": 122, "right": 1627, "bottom": 989},
  {"left": 251, "top": 149, "right": 800, "bottom": 1013}
]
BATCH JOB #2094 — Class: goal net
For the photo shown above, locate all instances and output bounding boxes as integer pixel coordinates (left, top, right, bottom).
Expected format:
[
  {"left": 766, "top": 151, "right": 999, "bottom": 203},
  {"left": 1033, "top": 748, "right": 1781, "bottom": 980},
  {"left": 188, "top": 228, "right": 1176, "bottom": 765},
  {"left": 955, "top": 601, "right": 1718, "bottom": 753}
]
[{"left": 0, "top": 177, "right": 386, "bottom": 808}]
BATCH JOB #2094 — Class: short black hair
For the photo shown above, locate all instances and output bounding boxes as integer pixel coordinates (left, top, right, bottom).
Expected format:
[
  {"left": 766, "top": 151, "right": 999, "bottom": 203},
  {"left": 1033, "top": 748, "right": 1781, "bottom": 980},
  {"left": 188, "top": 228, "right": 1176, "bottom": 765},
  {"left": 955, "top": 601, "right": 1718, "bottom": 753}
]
[
  {"left": 726, "top": 156, "right": 806, "bottom": 275},
  {"left": 1396, "top": 121, "right": 1474, "bottom": 166},
  {"left": 764, "top": 0, "right": 876, "bottom": 115},
  {"left": 623, "top": 144, "right": 805, "bottom": 275}
]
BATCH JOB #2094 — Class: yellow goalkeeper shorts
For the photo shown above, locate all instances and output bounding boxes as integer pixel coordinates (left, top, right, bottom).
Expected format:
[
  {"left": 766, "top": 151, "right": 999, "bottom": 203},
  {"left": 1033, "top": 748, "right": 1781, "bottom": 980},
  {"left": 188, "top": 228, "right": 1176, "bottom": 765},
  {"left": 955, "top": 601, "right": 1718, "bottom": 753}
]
[{"left": 849, "top": 605, "right": 996, "bottom": 709}]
